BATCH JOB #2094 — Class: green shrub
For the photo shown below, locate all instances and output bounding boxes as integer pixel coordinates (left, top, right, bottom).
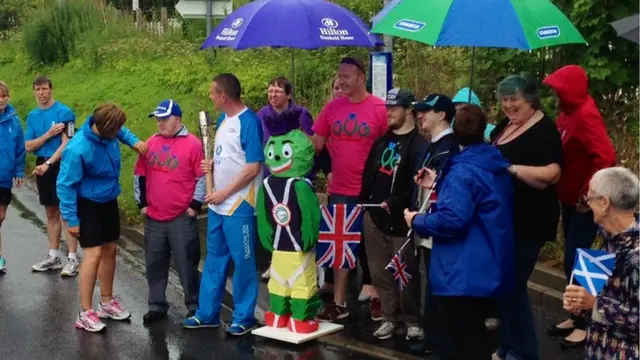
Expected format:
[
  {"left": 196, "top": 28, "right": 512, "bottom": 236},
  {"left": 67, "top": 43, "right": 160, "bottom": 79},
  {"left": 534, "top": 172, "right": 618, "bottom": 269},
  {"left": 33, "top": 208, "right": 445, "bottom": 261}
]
[{"left": 22, "top": 0, "right": 102, "bottom": 67}]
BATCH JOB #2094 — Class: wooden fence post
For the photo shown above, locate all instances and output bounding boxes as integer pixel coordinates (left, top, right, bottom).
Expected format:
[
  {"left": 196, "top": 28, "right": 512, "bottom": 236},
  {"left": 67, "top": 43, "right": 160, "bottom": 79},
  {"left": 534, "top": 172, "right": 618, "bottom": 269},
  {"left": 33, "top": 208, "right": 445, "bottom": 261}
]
[
  {"left": 161, "top": 7, "right": 168, "bottom": 31},
  {"left": 135, "top": 9, "right": 142, "bottom": 28}
]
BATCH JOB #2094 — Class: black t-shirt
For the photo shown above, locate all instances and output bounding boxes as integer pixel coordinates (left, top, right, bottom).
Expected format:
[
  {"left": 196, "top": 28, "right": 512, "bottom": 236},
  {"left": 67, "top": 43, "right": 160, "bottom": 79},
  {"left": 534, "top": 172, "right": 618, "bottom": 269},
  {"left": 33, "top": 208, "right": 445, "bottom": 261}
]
[
  {"left": 360, "top": 128, "right": 425, "bottom": 236},
  {"left": 490, "top": 114, "right": 563, "bottom": 243}
]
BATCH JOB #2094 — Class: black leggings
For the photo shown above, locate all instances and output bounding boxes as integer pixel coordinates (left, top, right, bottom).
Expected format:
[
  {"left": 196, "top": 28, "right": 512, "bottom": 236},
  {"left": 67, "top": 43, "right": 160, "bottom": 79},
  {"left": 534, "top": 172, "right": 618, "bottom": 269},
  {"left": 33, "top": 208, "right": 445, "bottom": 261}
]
[{"left": 323, "top": 194, "right": 372, "bottom": 286}]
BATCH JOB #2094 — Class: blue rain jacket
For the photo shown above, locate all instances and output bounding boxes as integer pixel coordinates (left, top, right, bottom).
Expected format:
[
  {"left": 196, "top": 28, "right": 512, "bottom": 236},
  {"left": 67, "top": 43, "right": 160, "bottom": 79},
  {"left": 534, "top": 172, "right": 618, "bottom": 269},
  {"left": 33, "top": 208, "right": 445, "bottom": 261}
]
[
  {"left": 0, "top": 104, "right": 26, "bottom": 188},
  {"left": 57, "top": 116, "right": 122, "bottom": 227},
  {"left": 412, "top": 143, "right": 515, "bottom": 297}
]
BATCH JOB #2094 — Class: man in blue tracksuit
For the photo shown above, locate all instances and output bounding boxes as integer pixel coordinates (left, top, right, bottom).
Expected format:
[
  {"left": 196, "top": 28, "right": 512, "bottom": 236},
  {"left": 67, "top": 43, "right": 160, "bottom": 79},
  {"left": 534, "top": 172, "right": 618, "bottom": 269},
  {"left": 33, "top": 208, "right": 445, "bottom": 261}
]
[
  {"left": 0, "top": 81, "right": 26, "bottom": 273},
  {"left": 184, "top": 73, "right": 263, "bottom": 336},
  {"left": 404, "top": 104, "right": 514, "bottom": 359},
  {"left": 57, "top": 104, "right": 133, "bottom": 332},
  {"left": 26, "top": 75, "right": 146, "bottom": 277}
]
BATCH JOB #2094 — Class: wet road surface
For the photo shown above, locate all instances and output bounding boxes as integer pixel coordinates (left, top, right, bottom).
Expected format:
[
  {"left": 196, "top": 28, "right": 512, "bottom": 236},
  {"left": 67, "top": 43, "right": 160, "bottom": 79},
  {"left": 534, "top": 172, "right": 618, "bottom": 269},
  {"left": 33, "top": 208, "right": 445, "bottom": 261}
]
[
  {"left": 0, "top": 187, "right": 377, "bottom": 360},
  {"left": 0, "top": 185, "right": 585, "bottom": 360}
]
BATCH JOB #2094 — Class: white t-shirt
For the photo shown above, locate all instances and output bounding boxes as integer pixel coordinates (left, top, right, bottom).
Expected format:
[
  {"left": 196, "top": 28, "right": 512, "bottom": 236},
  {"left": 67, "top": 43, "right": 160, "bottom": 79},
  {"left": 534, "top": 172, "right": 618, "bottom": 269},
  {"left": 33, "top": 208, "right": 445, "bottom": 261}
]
[{"left": 209, "top": 107, "right": 264, "bottom": 216}]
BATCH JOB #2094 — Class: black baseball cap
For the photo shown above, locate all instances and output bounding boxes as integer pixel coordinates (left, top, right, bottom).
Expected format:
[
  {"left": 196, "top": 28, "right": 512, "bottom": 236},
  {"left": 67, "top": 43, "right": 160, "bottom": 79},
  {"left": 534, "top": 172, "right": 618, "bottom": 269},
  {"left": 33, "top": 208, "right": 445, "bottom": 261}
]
[
  {"left": 413, "top": 94, "right": 456, "bottom": 121},
  {"left": 383, "top": 88, "right": 415, "bottom": 108}
]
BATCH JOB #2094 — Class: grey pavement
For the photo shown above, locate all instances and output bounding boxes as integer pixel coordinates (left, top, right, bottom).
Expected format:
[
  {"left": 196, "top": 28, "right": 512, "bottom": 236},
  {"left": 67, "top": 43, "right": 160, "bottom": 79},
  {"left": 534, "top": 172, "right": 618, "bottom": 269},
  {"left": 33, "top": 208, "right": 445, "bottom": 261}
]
[
  {"left": 0, "top": 186, "right": 376, "bottom": 360},
  {"left": 0, "top": 185, "right": 586, "bottom": 360}
]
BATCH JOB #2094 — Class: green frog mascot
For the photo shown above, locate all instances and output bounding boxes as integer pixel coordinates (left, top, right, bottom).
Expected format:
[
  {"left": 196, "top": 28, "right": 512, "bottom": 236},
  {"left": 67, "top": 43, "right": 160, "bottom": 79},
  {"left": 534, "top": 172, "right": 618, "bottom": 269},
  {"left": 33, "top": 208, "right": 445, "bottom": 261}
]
[{"left": 257, "top": 108, "right": 322, "bottom": 334}]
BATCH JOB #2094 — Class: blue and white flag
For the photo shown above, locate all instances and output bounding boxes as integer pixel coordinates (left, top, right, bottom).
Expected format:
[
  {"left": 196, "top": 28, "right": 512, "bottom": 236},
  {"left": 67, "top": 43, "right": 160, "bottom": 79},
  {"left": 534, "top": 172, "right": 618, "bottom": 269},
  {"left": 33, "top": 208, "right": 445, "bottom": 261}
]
[{"left": 571, "top": 248, "right": 615, "bottom": 296}]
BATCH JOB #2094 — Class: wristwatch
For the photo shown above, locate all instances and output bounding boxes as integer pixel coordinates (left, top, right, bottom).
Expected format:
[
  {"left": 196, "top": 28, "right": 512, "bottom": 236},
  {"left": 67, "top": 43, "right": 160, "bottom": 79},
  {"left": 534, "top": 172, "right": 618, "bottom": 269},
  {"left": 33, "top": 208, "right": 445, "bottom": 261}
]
[{"left": 45, "top": 160, "right": 53, "bottom": 167}]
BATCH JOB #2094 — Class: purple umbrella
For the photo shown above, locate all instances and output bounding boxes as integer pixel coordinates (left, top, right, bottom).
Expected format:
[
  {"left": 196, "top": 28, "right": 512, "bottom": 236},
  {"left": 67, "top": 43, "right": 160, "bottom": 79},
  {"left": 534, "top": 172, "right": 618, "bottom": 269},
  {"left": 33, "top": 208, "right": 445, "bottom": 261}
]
[{"left": 200, "top": 0, "right": 383, "bottom": 50}]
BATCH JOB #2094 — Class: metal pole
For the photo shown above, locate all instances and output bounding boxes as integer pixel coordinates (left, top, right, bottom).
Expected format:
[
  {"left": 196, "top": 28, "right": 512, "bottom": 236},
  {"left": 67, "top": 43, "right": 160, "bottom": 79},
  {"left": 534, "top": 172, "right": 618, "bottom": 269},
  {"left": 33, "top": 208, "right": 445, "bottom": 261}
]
[
  {"left": 291, "top": 49, "right": 295, "bottom": 101},
  {"left": 468, "top": 47, "right": 476, "bottom": 103},
  {"left": 206, "top": 0, "right": 213, "bottom": 36},
  {"left": 382, "top": 0, "right": 393, "bottom": 52}
]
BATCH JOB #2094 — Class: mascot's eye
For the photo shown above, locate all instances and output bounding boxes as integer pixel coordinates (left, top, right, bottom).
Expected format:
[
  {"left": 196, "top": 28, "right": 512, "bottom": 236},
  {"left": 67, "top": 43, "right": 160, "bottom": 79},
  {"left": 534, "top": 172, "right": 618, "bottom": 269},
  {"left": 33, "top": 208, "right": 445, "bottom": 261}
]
[
  {"left": 282, "top": 143, "right": 293, "bottom": 158},
  {"left": 267, "top": 145, "right": 275, "bottom": 159}
]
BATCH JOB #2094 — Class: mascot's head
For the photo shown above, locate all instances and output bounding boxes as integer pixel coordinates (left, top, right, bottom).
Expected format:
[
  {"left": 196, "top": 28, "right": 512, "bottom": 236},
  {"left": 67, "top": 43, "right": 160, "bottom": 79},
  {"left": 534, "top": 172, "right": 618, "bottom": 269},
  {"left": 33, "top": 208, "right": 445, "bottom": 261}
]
[{"left": 263, "top": 108, "right": 314, "bottom": 178}]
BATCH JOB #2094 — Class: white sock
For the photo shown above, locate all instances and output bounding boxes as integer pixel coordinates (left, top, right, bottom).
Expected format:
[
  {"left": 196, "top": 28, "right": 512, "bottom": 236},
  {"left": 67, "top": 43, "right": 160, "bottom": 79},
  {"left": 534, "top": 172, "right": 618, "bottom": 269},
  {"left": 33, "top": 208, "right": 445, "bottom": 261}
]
[
  {"left": 49, "top": 249, "right": 63, "bottom": 259},
  {"left": 68, "top": 252, "right": 77, "bottom": 261}
]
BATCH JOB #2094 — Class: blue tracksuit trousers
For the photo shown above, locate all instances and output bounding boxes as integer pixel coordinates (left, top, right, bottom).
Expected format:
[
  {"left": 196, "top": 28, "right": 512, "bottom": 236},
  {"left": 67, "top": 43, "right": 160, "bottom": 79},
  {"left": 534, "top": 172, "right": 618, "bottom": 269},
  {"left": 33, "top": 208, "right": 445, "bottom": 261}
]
[{"left": 196, "top": 209, "right": 258, "bottom": 327}]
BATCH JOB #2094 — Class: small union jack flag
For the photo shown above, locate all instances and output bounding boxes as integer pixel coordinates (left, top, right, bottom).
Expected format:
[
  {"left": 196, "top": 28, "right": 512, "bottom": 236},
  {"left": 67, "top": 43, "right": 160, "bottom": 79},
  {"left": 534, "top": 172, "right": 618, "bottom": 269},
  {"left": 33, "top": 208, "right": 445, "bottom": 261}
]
[
  {"left": 316, "top": 204, "right": 364, "bottom": 269},
  {"left": 427, "top": 189, "right": 437, "bottom": 214},
  {"left": 386, "top": 252, "right": 412, "bottom": 291}
]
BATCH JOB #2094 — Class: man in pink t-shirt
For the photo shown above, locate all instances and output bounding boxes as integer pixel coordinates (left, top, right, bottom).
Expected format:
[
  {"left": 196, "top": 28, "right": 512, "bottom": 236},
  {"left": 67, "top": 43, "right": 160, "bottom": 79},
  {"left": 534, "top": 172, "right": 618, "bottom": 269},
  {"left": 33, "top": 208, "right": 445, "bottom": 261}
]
[
  {"left": 312, "top": 57, "right": 388, "bottom": 323},
  {"left": 133, "top": 99, "right": 206, "bottom": 324}
]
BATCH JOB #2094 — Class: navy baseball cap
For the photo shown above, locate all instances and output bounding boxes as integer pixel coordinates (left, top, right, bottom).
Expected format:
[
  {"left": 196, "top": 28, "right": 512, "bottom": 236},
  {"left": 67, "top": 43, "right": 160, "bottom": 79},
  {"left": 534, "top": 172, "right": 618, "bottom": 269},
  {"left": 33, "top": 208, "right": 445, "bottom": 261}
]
[
  {"left": 148, "top": 99, "right": 182, "bottom": 119},
  {"left": 413, "top": 94, "right": 456, "bottom": 121}
]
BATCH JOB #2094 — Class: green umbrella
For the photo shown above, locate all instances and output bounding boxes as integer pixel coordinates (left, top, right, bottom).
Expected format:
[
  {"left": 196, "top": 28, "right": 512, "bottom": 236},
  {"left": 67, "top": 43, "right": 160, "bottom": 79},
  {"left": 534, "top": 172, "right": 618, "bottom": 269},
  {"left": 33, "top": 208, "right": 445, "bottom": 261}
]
[
  {"left": 370, "top": 0, "right": 587, "bottom": 102},
  {"left": 370, "top": 0, "right": 587, "bottom": 50}
]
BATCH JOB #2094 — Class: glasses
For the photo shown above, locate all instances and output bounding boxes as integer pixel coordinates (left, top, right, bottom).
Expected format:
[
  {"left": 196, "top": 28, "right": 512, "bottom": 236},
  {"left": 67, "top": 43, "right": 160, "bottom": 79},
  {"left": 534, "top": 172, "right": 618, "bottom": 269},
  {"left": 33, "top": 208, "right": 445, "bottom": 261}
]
[{"left": 584, "top": 195, "right": 603, "bottom": 203}]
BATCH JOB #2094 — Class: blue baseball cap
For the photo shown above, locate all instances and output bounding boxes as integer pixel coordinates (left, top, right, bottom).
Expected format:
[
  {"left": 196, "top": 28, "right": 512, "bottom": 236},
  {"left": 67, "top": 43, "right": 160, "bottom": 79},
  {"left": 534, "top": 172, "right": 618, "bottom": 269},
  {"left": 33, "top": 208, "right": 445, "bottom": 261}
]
[{"left": 148, "top": 99, "right": 182, "bottom": 119}]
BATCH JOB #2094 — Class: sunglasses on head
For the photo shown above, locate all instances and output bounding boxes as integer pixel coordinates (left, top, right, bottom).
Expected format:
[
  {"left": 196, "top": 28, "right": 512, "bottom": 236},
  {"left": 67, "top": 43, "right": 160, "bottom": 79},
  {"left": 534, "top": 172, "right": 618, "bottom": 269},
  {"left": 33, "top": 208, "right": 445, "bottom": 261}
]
[{"left": 340, "top": 58, "right": 366, "bottom": 74}]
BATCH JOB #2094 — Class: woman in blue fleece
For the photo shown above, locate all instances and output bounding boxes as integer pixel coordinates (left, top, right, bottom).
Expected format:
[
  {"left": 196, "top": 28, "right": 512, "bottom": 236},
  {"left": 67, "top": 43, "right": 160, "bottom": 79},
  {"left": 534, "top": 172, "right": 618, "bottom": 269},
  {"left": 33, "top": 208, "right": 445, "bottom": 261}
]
[
  {"left": 0, "top": 81, "right": 26, "bottom": 273},
  {"left": 404, "top": 104, "right": 514, "bottom": 360},
  {"left": 57, "top": 104, "right": 132, "bottom": 333}
]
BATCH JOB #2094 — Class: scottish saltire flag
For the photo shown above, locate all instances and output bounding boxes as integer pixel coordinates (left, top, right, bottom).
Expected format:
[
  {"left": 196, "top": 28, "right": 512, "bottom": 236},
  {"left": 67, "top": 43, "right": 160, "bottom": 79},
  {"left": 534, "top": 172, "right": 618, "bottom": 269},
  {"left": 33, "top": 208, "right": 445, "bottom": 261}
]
[
  {"left": 386, "top": 252, "right": 412, "bottom": 291},
  {"left": 572, "top": 248, "right": 615, "bottom": 296},
  {"left": 316, "top": 204, "right": 364, "bottom": 269}
]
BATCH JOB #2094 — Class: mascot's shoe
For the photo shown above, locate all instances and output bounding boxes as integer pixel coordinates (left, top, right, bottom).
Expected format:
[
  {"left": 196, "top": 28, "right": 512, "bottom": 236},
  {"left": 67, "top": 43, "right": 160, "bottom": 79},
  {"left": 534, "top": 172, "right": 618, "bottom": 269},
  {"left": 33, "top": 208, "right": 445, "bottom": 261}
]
[
  {"left": 288, "top": 318, "right": 319, "bottom": 334},
  {"left": 265, "top": 311, "right": 290, "bottom": 328}
]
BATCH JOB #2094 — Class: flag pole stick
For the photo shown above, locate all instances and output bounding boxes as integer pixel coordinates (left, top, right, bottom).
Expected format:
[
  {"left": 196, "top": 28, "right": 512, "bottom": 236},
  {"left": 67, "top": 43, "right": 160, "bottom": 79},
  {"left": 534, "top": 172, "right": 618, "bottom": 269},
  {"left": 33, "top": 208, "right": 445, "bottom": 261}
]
[{"left": 359, "top": 203, "right": 384, "bottom": 208}]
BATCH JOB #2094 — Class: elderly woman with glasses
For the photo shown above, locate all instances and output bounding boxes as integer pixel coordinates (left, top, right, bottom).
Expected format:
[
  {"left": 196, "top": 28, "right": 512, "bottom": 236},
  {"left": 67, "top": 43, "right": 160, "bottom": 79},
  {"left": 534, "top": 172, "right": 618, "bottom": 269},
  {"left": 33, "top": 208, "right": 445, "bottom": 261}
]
[{"left": 562, "top": 167, "right": 639, "bottom": 359}]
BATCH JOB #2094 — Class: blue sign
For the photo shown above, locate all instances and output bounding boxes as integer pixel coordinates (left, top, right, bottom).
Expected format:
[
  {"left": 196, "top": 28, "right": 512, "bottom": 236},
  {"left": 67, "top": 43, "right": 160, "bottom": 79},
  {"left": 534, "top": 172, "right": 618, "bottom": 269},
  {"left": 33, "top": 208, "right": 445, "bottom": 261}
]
[{"left": 368, "top": 52, "right": 393, "bottom": 102}]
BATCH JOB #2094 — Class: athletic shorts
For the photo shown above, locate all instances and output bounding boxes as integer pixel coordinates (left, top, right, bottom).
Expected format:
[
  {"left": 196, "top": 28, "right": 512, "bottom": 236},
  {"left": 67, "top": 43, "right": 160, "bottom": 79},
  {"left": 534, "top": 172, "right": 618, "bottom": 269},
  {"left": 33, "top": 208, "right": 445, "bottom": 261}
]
[
  {"left": 35, "top": 157, "right": 61, "bottom": 207},
  {"left": 0, "top": 187, "right": 11, "bottom": 206},
  {"left": 78, "top": 197, "right": 120, "bottom": 248}
]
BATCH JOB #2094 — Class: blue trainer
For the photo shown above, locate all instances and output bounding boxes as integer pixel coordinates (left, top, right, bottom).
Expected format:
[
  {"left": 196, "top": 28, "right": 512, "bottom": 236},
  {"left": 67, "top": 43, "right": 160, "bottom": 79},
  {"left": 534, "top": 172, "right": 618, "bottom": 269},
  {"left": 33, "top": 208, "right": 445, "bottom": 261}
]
[
  {"left": 183, "top": 315, "right": 220, "bottom": 329},
  {"left": 0, "top": 256, "right": 6, "bottom": 273},
  {"left": 226, "top": 323, "right": 255, "bottom": 336}
]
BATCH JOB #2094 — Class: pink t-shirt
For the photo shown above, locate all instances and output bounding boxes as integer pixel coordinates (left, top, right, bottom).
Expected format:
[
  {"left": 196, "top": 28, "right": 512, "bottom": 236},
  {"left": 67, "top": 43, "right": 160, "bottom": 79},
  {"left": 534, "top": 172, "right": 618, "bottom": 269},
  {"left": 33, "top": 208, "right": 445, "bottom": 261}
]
[
  {"left": 312, "top": 94, "right": 388, "bottom": 196},
  {"left": 134, "top": 132, "right": 205, "bottom": 221}
]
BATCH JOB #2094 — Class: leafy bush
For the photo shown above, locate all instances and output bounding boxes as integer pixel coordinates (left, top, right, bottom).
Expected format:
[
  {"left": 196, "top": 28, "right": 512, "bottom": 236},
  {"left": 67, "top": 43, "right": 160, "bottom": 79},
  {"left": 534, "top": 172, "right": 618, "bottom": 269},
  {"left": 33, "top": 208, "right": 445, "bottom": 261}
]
[{"left": 22, "top": 0, "right": 102, "bottom": 67}]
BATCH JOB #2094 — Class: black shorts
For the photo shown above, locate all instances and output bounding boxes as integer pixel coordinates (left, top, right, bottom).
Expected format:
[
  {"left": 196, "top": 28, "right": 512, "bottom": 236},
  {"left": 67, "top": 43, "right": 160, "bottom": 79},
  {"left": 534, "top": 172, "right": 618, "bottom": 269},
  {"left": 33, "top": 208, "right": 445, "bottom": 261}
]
[
  {"left": 0, "top": 187, "right": 11, "bottom": 206},
  {"left": 78, "top": 197, "right": 120, "bottom": 248},
  {"left": 35, "top": 157, "right": 61, "bottom": 207}
]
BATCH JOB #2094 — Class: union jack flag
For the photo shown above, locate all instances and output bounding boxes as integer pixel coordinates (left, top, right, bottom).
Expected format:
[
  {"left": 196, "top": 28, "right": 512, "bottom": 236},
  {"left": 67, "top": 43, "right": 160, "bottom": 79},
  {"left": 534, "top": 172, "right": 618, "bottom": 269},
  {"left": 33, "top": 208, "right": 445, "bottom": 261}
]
[
  {"left": 386, "top": 252, "right": 412, "bottom": 291},
  {"left": 316, "top": 204, "right": 364, "bottom": 269},
  {"left": 427, "top": 189, "right": 437, "bottom": 214}
]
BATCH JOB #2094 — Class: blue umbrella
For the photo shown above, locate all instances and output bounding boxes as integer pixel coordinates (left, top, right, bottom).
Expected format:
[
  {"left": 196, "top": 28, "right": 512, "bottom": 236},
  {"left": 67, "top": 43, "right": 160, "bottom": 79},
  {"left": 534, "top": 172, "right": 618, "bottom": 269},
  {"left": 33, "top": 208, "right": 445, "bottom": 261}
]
[{"left": 200, "top": 0, "right": 383, "bottom": 50}]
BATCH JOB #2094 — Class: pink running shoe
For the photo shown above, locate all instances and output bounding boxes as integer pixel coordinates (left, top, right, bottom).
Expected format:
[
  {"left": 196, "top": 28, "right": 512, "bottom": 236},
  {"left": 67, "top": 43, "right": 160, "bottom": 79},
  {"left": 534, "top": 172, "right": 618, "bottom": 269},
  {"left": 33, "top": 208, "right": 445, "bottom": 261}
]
[
  {"left": 97, "top": 298, "right": 131, "bottom": 321},
  {"left": 75, "top": 310, "right": 106, "bottom": 332}
]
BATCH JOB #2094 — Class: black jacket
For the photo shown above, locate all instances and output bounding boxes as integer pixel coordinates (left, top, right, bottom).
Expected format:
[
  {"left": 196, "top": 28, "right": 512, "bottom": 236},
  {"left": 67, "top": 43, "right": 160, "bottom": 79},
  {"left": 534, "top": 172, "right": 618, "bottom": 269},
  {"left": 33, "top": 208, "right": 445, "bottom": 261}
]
[
  {"left": 359, "top": 128, "right": 427, "bottom": 236},
  {"left": 409, "top": 132, "right": 459, "bottom": 211}
]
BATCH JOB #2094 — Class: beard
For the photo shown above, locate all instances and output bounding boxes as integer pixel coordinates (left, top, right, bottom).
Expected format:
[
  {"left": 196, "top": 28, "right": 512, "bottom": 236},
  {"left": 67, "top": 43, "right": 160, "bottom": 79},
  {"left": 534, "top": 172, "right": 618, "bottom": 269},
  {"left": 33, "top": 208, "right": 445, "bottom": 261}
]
[{"left": 388, "top": 117, "right": 406, "bottom": 130}]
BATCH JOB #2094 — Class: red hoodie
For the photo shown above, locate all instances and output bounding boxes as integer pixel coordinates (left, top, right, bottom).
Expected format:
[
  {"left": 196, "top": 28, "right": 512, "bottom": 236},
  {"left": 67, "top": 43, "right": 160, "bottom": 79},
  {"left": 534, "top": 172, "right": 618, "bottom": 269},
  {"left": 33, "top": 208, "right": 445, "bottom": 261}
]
[{"left": 543, "top": 65, "right": 616, "bottom": 206}]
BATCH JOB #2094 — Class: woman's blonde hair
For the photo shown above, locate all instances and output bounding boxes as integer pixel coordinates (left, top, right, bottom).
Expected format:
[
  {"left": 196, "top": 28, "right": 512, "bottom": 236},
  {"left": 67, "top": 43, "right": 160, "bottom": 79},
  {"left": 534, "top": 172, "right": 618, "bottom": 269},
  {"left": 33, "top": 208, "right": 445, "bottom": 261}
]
[
  {"left": 0, "top": 80, "right": 9, "bottom": 97},
  {"left": 326, "top": 75, "right": 340, "bottom": 103},
  {"left": 94, "top": 103, "right": 126, "bottom": 138}
]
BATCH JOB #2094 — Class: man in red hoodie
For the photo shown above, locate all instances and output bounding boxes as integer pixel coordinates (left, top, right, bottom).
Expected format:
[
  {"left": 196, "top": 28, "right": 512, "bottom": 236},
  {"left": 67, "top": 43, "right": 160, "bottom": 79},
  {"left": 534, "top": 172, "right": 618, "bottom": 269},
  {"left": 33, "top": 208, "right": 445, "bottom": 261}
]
[{"left": 542, "top": 65, "right": 616, "bottom": 349}]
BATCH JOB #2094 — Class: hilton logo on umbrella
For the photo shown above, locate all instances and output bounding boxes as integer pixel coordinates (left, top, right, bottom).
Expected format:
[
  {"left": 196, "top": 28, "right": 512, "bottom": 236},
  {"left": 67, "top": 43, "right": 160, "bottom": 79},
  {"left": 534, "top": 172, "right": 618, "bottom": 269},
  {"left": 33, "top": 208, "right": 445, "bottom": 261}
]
[
  {"left": 537, "top": 26, "right": 560, "bottom": 39},
  {"left": 319, "top": 17, "right": 354, "bottom": 41},
  {"left": 393, "top": 19, "right": 425, "bottom": 32},
  {"left": 216, "top": 17, "right": 244, "bottom": 41}
]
